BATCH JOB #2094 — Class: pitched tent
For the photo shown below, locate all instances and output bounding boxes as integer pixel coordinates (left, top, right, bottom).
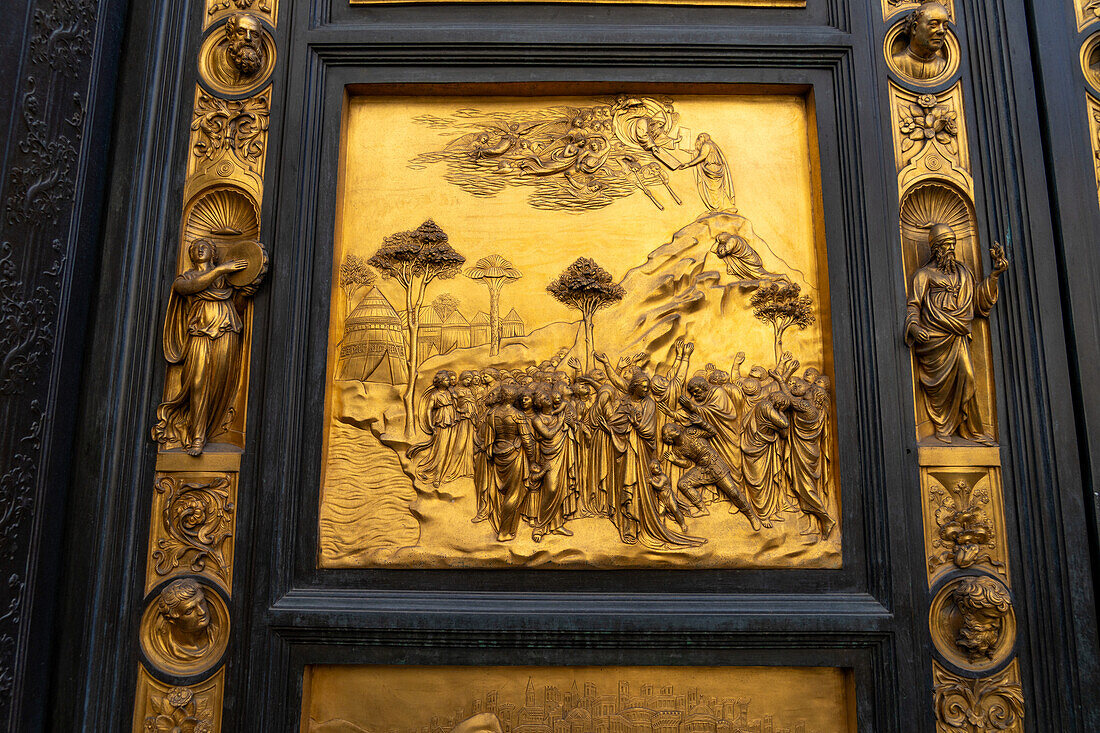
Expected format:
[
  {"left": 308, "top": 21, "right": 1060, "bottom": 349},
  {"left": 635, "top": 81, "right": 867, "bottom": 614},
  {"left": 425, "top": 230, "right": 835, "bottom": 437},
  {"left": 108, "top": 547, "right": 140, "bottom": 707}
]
[
  {"left": 502, "top": 307, "right": 525, "bottom": 338},
  {"left": 335, "top": 287, "right": 407, "bottom": 385},
  {"left": 470, "top": 311, "right": 491, "bottom": 346},
  {"left": 399, "top": 306, "right": 442, "bottom": 363},
  {"left": 441, "top": 309, "right": 472, "bottom": 353}
]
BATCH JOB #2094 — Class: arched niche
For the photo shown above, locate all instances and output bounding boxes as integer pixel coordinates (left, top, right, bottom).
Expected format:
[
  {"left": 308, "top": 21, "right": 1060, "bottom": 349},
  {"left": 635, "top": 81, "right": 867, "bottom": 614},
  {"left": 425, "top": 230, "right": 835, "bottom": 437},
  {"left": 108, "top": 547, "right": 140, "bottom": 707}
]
[{"left": 179, "top": 185, "right": 260, "bottom": 272}]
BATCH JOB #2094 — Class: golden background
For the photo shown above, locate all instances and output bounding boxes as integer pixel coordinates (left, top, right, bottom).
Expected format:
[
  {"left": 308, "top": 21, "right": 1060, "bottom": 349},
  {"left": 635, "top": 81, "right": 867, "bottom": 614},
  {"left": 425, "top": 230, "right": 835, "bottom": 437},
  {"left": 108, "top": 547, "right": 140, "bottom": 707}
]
[
  {"left": 320, "top": 89, "right": 838, "bottom": 568},
  {"left": 302, "top": 665, "right": 855, "bottom": 732}
]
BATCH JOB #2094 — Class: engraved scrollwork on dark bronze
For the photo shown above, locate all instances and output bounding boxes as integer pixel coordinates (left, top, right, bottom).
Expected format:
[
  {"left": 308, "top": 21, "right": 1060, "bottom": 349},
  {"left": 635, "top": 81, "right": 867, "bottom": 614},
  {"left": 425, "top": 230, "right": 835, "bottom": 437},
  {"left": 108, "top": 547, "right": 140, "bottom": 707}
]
[
  {"left": 151, "top": 474, "right": 235, "bottom": 590},
  {"left": 933, "top": 660, "right": 1024, "bottom": 732}
]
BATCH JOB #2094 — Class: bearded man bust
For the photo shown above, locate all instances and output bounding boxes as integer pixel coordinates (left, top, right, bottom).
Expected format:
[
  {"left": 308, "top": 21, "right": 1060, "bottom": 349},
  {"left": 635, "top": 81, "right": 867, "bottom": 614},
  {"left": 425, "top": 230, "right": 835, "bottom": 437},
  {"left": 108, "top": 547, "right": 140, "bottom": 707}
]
[
  {"left": 905, "top": 223, "right": 1008, "bottom": 444},
  {"left": 224, "top": 12, "right": 265, "bottom": 78}
]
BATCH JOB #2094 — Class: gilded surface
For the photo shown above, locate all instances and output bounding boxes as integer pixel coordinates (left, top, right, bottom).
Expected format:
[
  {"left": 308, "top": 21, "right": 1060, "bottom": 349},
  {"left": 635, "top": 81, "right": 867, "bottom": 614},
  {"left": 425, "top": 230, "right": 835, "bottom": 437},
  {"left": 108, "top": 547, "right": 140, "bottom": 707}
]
[
  {"left": 932, "top": 660, "right": 1024, "bottom": 733},
  {"left": 197, "top": 13, "right": 276, "bottom": 98},
  {"left": 302, "top": 666, "right": 855, "bottom": 732},
  {"left": 186, "top": 85, "right": 271, "bottom": 205},
  {"left": 929, "top": 574, "right": 1016, "bottom": 673},
  {"left": 897, "top": 184, "right": 1001, "bottom": 445},
  {"left": 151, "top": 237, "right": 267, "bottom": 455},
  {"left": 885, "top": 4, "right": 961, "bottom": 86},
  {"left": 1087, "top": 94, "right": 1100, "bottom": 209},
  {"left": 140, "top": 578, "right": 230, "bottom": 677},
  {"left": 1075, "top": 0, "right": 1100, "bottom": 32},
  {"left": 146, "top": 472, "right": 237, "bottom": 595},
  {"left": 889, "top": 82, "right": 971, "bottom": 194},
  {"left": 134, "top": 666, "right": 224, "bottom": 733},
  {"left": 321, "top": 93, "right": 839, "bottom": 568},
  {"left": 922, "top": 468, "right": 1009, "bottom": 586},
  {"left": 881, "top": 0, "right": 954, "bottom": 22},
  {"left": 206, "top": 0, "right": 277, "bottom": 30}
]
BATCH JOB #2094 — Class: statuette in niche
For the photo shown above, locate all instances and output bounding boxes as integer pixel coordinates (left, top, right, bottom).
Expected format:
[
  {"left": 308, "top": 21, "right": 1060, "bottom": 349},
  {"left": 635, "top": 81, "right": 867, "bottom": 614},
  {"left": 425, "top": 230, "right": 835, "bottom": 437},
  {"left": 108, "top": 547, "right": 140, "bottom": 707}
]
[
  {"left": 905, "top": 224, "right": 1007, "bottom": 444},
  {"left": 152, "top": 237, "right": 267, "bottom": 455},
  {"left": 892, "top": 3, "right": 951, "bottom": 81}
]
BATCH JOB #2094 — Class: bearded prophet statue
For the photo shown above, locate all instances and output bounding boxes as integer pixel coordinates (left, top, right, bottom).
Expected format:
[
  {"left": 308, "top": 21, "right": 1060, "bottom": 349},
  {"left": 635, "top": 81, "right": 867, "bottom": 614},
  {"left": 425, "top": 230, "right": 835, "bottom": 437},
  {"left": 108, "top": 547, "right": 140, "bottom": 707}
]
[{"left": 905, "top": 224, "right": 1008, "bottom": 444}]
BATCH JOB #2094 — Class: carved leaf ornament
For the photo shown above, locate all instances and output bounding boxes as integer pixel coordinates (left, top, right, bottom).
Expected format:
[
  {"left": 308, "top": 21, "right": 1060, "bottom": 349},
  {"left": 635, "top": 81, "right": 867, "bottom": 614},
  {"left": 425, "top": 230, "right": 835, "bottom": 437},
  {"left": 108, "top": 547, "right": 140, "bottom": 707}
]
[
  {"left": 152, "top": 476, "right": 234, "bottom": 584},
  {"left": 143, "top": 686, "right": 215, "bottom": 733},
  {"left": 898, "top": 94, "right": 959, "bottom": 156},
  {"left": 191, "top": 92, "right": 269, "bottom": 165},
  {"left": 933, "top": 664, "right": 1024, "bottom": 732}
]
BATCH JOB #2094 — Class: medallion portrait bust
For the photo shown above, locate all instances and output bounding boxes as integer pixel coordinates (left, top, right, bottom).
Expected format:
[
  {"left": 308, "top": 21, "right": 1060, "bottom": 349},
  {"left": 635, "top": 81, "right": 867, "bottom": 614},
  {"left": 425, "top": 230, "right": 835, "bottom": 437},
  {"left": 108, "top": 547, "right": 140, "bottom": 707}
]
[
  {"left": 141, "top": 578, "right": 229, "bottom": 676},
  {"left": 891, "top": 2, "right": 952, "bottom": 82}
]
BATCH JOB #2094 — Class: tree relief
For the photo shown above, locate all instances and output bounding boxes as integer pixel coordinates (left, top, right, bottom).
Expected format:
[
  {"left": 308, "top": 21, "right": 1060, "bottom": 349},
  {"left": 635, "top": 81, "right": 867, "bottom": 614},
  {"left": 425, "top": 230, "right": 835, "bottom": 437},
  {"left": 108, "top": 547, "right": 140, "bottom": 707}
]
[{"left": 322, "top": 93, "right": 838, "bottom": 568}]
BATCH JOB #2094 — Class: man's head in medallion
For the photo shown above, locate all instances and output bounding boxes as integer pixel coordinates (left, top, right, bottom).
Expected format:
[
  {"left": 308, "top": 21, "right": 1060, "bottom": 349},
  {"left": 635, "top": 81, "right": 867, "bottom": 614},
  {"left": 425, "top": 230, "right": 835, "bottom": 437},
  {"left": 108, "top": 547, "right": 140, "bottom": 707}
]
[
  {"left": 157, "top": 578, "right": 210, "bottom": 637},
  {"left": 224, "top": 13, "right": 265, "bottom": 77},
  {"left": 905, "top": 2, "right": 950, "bottom": 59}
]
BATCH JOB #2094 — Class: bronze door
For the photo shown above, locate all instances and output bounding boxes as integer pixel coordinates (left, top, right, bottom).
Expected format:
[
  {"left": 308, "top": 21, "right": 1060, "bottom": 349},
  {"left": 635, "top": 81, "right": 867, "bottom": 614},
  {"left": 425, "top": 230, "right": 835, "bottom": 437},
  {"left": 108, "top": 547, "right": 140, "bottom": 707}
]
[{"left": 5, "top": 0, "right": 1099, "bottom": 730}]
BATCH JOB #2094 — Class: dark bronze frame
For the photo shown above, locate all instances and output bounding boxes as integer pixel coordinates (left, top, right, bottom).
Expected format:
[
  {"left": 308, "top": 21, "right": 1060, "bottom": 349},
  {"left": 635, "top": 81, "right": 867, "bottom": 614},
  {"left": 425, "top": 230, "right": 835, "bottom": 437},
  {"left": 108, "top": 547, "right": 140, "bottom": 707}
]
[{"left": 0, "top": 0, "right": 1094, "bottom": 730}]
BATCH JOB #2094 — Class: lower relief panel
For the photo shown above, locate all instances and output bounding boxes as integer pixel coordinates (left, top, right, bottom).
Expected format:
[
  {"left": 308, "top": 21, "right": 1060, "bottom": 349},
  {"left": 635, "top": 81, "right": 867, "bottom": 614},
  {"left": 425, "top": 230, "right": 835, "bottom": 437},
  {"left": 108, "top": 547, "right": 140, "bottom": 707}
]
[{"left": 301, "top": 666, "right": 856, "bottom": 732}]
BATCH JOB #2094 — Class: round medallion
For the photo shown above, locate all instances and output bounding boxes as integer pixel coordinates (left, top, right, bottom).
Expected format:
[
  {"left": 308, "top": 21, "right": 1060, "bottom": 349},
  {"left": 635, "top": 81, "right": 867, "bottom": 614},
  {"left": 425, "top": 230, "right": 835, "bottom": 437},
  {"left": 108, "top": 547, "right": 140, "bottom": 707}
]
[
  {"left": 198, "top": 12, "right": 276, "bottom": 97},
  {"left": 140, "top": 578, "right": 230, "bottom": 677},
  {"left": 884, "top": 3, "right": 961, "bottom": 87},
  {"left": 929, "top": 573, "right": 1016, "bottom": 675},
  {"left": 1081, "top": 32, "right": 1100, "bottom": 94}
]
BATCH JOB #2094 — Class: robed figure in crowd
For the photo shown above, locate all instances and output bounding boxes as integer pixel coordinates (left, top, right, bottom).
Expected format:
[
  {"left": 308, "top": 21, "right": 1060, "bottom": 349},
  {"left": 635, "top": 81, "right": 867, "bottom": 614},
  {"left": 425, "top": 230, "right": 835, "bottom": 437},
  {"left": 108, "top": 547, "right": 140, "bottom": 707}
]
[
  {"left": 410, "top": 338, "right": 838, "bottom": 547},
  {"left": 152, "top": 239, "right": 263, "bottom": 455},
  {"left": 905, "top": 223, "right": 1008, "bottom": 443},
  {"left": 408, "top": 370, "right": 475, "bottom": 487}
]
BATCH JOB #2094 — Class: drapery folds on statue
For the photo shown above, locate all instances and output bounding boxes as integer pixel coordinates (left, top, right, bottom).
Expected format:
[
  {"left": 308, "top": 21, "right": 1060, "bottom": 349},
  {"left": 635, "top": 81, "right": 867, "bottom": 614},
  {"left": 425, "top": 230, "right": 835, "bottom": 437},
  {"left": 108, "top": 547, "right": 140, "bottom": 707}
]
[
  {"left": 152, "top": 238, "right": 265, "bottom": 455},
  {"left": 905, "top": 223, "right": 1008, "bottom": 443}
]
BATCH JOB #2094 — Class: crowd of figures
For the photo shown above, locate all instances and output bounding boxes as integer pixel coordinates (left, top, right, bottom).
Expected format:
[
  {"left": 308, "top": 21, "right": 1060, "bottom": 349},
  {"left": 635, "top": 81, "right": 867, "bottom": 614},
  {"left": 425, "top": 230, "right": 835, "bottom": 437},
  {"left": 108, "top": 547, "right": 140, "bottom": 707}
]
[{"left": 406, "top": 339, "right": 836, "bottom": 549}]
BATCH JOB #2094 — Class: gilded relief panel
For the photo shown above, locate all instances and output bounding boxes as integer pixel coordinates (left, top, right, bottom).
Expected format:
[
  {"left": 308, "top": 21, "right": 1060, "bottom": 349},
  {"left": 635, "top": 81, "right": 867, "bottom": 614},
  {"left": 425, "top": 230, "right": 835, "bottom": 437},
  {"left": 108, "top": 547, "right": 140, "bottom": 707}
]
[
  {"left": 145, "top": 471, "right": 237, "bottom": 595},
  {"left": 320, "top": 92, "right": 839, "bottom": 569},
  {"left": 301, "top": 666, "right": 856, "bottom": 733},
  {"left": 898, "top": 181, "right": 1003, "bottom": 445},
  {"left": 921, "top": 467, "right": 1009, "bottom": 587}
]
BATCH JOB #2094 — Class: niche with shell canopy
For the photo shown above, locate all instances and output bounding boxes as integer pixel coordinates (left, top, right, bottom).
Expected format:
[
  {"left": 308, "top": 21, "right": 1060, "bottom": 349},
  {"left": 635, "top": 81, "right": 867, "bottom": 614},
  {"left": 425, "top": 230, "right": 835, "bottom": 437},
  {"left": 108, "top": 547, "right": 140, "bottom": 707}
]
[
  {"left": 898, "top": 180, "right": 997, "bottom": 443},
  {"left": 180, "top": 186, "right": 260, "bottom": 272},
  {"left": 162, "top": 184, "right": 263, "bottom": 450}
]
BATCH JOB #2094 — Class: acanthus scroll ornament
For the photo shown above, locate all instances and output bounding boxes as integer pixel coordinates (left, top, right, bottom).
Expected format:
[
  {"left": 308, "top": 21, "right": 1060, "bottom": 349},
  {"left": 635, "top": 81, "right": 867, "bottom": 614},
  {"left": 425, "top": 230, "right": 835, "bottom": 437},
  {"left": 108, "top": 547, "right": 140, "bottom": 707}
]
[
  {"left": 152, "top": 475, "right": 234, "bottom": 586},
  {"left": 927, "top": 472, "right": 1005, "bottom": 578},
  {"left": 933, "top": 661, "right": 1024, "bottom": 732},
  {"left": 191, "top": 90, "right": 270, "bottom": 170}
]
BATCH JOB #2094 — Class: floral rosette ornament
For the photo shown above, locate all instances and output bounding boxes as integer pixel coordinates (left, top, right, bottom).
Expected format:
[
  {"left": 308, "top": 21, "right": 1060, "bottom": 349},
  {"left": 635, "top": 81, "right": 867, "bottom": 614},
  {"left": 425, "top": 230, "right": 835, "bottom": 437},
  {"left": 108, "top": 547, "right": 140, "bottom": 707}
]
[
  {"left": 898, "top": 93, "right": 960, "bottom": 165},
  {"left": 144, "top": 686, "right": 215, "bottom": 733}
]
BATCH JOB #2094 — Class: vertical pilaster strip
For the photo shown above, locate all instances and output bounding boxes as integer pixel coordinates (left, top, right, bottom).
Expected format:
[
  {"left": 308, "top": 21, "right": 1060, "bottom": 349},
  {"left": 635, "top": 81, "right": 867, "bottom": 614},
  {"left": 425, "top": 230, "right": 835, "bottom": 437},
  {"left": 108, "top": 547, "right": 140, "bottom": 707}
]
[
  {"left": 1075, "top": 3, "right": 1100, "bottom": 207},
  {"left": 133, "top": 1, "right": 278, "bottom": 729},
  {"left": 879, "top": 2, "right": 1025, "bottom": 729}
]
